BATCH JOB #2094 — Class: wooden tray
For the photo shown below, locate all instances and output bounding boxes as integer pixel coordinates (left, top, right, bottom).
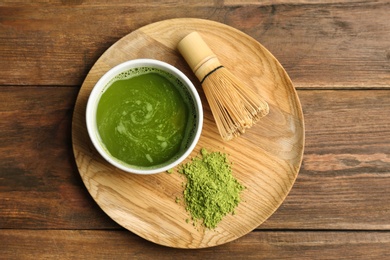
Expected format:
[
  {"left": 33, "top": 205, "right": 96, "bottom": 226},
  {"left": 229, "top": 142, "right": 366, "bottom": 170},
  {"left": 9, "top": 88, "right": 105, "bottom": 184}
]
[{"left": 72, "top": 18, "right": 304, "bottom": 248}]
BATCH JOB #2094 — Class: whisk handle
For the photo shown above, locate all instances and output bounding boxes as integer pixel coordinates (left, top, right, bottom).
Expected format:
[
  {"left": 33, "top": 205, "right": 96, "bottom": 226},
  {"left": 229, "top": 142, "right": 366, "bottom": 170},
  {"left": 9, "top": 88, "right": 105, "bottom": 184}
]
[{"left": 177, "top": 32, "right": 222, "bottom": 83}]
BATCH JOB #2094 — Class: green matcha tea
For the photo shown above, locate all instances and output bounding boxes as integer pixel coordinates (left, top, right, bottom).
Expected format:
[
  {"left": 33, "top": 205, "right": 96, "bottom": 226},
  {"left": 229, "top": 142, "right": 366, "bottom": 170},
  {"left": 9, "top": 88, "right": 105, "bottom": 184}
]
[{"left": 96, "top": 67, "right": 196, "bottom": 169}]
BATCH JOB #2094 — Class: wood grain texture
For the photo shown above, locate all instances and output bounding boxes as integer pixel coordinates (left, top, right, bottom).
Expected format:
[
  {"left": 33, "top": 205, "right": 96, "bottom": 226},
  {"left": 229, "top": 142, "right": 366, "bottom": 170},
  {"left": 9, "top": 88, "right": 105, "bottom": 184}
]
[
  {"left": 1, "top": 87, "right": 390, "bottom": 231},
  {"left": 72, "top": 18, "right": 304, "bottom": 248},
  {"left": 263, "top": 89, "right": 390, "bottom": 230},
  {"left": 1, "top": 0, "right": 390, "bottom": 256},
  {"left": 0, "top": 1, "right": 389, "bottom": 88},
  {"left": 0, "top": 86, "right": 117, "bottom": 229},
  {"left": 1, "top": 230, "right": 390, "bottom": 259}
]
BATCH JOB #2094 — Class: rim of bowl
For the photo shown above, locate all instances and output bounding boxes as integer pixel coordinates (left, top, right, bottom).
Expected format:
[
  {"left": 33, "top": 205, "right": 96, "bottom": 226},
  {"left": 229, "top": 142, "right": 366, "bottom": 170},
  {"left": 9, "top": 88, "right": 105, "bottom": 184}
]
[{"left": 86, "top": 59, "right": 203, "bottom": 174}]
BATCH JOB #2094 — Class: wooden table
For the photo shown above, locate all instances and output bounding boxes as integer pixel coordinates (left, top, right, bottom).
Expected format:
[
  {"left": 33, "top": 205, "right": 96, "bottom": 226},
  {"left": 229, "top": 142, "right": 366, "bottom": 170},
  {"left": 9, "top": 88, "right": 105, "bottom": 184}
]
[{"left": 1, "top": 1, "right": 389, "bottom": 258}]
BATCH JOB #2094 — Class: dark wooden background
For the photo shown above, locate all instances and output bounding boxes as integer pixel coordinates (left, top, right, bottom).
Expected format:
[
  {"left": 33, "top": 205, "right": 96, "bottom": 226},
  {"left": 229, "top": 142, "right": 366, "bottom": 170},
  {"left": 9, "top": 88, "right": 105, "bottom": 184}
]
[{"left": 1, "top": 1, "right": 389, "bottom": 259}]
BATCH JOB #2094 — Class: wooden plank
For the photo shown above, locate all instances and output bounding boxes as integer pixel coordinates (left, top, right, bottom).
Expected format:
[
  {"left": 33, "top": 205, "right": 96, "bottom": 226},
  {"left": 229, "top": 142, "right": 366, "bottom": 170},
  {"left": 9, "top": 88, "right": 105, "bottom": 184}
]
[
  {"left": 0, "top": 86, "right": 119, "bottom": 229},
  {"left": 2, "top": 0, "right": 219, "bottom": 7},
  {"left": 2, "top": 0, "right": 383, "bottom": 6},
  {"left": 1, "top": 87, "right": 390, "bottom": 231},
  {"left": 224, "top": 0, "right": 389, "bottom": 4},
  {"left": 1, "top": 230, "right": 390, "bottom": 259},
  {"left": 263, "top": 89, "right": 390, "bottom": 229},
  {"left": 0, "top": 1, "right": 389, "bottom": 87}
]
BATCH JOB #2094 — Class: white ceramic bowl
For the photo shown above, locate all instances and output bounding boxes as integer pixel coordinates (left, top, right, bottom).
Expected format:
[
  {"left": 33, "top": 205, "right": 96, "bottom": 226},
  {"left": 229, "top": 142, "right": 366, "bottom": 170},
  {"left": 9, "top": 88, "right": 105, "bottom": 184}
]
[{"left": 86, "top": 59, "right": 203, "bottom": 174}]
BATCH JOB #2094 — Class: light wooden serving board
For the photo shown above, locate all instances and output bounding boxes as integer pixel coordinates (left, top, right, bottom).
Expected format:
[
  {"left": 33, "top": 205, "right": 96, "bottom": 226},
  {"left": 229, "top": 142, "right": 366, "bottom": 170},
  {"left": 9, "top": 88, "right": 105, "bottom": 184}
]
[{"left": 72, "top": 18, "right": 304, "bottom": 248}]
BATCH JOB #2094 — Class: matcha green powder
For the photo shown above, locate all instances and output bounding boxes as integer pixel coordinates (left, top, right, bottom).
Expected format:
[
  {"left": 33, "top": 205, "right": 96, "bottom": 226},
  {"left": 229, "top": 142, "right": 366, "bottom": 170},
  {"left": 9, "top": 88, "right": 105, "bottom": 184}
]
[{"left": 178, "top": 148, "right": 245, "bottom": 229}]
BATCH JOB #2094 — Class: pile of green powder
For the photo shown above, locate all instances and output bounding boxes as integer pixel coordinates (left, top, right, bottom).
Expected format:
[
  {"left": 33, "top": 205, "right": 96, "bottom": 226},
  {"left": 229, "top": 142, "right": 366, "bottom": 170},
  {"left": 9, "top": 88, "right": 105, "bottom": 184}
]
[{"left": 178, "top": 148, "right": 245, "bottom": 229}]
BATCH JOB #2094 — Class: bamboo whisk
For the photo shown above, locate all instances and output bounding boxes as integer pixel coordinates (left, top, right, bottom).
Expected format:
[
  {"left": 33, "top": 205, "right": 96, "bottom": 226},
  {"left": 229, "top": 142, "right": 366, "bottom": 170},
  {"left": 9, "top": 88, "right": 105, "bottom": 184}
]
[{"left": 177, "top": 32, "right": 269, "bottom": 141}]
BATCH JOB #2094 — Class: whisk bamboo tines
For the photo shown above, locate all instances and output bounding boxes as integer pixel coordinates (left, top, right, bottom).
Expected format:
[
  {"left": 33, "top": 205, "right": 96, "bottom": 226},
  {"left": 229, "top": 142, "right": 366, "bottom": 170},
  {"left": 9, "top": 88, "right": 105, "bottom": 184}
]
[{"left": 177, "top": 31, "right": 269, "bottom": 141}]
